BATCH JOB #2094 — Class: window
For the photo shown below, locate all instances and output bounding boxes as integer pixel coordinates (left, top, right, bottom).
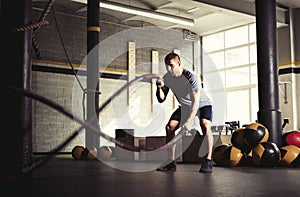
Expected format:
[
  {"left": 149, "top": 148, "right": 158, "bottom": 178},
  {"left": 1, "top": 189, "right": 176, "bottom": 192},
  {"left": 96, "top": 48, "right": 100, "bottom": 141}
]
[
  {"left": 225, "top": 46, "right": 249, "bottom": 67},
  {"left": 226, "top": 67, "right": 250, "bottom": 88},
  {"left": 203, "top": 32, "right": 224, "bottom": 52},
  {"left": 202, "top": 24, "right": 258, "bottom": 126},
  {"left": 203, "top": 51, "right": 224, "bottom": 72},
  {"left": 227, "top": 89, "right": 250, "bottom": 124},
  {"left": 225, "top": 26, "right": 248, "bottom": 48}
]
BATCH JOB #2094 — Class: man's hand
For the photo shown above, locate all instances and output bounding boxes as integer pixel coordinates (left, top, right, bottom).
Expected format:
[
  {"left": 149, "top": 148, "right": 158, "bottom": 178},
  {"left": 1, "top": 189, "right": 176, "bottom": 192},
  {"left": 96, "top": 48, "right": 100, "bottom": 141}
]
[
  {"left": 156, "top": 78, "right": 168, "bottom": 103},
  {"left": 156, "top": 78, "right": 164, "bottom": 88},
  {"left": 181, "top": 122, "right": 192, "bottom": 135}
]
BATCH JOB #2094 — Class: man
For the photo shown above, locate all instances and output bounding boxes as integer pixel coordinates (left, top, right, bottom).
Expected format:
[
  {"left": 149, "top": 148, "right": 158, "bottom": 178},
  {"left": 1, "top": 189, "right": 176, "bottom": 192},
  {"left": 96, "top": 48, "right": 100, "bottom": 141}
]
[{"left": 156, "top": 52, "right": 214, "bottom": 173}]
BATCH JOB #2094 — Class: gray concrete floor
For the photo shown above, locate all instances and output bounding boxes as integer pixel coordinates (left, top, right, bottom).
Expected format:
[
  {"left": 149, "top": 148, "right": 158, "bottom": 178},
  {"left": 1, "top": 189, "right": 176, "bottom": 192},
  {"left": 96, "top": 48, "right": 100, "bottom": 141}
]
[{"left": 3, "top": 156, "right": 300, "bottom": 197}]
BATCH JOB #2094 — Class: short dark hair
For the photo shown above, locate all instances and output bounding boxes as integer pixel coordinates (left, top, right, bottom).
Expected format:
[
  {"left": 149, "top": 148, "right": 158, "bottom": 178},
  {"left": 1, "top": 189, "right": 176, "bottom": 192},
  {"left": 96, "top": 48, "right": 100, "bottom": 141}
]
[{"left": 164, "top": 52, "right": 180, "bottom": 64}]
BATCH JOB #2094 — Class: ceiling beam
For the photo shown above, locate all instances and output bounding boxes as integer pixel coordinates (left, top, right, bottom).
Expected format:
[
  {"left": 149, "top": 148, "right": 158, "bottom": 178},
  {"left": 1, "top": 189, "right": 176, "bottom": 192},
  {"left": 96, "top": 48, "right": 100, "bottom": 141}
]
[
  {"left": 192, "top": 0, "right": 289, "bottom": 25},
  {"left": 71, "top": 0, "right": 194, "bottom": 26}
]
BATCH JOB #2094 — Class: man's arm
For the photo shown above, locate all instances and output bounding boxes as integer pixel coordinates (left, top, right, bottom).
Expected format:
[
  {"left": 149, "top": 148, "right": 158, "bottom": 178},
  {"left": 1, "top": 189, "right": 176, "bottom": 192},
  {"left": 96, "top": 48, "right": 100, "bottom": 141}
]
[
  {"left": 156, "top": 79, "right": 169, "bottom": 103},
  {"left": 182, "top": 90, "right": 200, "bottom": 132}
]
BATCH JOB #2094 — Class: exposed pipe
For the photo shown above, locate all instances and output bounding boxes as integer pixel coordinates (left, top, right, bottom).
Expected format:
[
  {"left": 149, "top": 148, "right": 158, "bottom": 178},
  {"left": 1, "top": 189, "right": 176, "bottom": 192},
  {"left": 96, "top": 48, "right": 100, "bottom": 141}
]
[
  {"left": 255, "top": 0, "right": 282, "bottom": 146},
  {"left": 86, "top": 0, "right": 100, "bottom": 149},
  {"left": 289, "top": 8, "right": 299, "bottom": 130},
  {"left": 0, "top": 0, "right": 33, "bottom": 177}
]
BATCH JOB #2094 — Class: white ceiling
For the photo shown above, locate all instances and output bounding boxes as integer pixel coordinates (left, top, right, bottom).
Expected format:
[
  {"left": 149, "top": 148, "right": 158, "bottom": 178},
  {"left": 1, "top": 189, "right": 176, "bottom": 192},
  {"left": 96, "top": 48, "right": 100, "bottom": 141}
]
[
  {"left": 34, "top": 0, "right": 300, "bottom": 36},
  {"left": 277, "top": 0, "right": 300, "bottom": 8}
]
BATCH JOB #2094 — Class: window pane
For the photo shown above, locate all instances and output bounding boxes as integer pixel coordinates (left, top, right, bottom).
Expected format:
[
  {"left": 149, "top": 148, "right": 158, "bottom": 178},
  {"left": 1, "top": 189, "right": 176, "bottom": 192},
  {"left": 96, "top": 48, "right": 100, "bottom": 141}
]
[
  {"left": 203, "top": 52, "right": 224, "bottom": 72},
  {"left": 250, "top": 65, "right": 257, "bottom": 85},
  {"left": 202, "top": 23, "right": 258, "bottom": 127},
  {"left": 226, "top": 67, "right": 250, "bottom": 88},
  {"left": 250, "top": 44, "right": 257, "bottom": 63},
  {"left": 249, "top": 23, "right": 256, "bottom": 43},
  {"left": 227, "top": 90, "right": 250, "bottom": 125},
  {"left": 202, "top": 32, "right": 224, "bottom": 52},
  {"left": 225, "top": 26, "right": 248, "bottom": 48},
  {"left": 203, "top": 71, "right": 225, "bottom": 90},
  {"left": 225, "top": 46, "right": 249, "bottom": 67},
  {"left": 209, "top": 91, "right": 227, "bottom": 125}
]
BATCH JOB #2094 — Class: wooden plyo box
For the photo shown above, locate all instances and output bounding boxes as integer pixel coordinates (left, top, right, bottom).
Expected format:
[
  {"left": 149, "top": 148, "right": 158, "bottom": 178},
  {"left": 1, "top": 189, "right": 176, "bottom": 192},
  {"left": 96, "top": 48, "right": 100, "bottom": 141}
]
[
  {"left": 114, "top": 129, "right": 135, "bottom": 160},
  {"left": 181, "top": 132, "right": 232, "bottom": 163},
  {"left": 144, "top": 136, "right": 168, "bottom": 162},
  {"left": 114, "top": 129, "right": 147, "bottom": 160}
]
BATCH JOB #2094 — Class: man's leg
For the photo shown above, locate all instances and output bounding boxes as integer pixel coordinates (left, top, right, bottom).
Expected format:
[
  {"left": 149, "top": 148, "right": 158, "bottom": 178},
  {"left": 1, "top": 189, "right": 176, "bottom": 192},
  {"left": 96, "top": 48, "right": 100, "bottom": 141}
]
[
  {"left": 166, "top": 120, "right": 180, "bottom": 160},
  {"left": 198, "top": 105, "right": 214, "bottom": 173},
  {"left": 199, "top": 118, "right": 213, "bottom": 173},
  {"left": 156, "top": 108, "right": 180, "bottom": 171},
  {"left": 200, "top": 118, "right": 213, "bottom": 160}
]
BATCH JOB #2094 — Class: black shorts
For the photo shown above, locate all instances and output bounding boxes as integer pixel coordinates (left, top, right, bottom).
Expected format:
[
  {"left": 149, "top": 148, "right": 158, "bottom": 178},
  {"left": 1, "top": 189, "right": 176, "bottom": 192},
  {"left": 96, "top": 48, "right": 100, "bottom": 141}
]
[{"left": 169, "top": 105, "right": 213, "bottom": 123}]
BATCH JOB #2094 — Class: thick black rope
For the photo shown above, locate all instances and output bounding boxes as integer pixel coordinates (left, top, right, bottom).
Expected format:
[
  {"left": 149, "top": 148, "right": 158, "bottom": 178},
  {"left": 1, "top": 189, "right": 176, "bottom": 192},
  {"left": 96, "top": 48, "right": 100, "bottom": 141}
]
[{"left": 1, "top": 74, "right": 186, "bottom": 173}]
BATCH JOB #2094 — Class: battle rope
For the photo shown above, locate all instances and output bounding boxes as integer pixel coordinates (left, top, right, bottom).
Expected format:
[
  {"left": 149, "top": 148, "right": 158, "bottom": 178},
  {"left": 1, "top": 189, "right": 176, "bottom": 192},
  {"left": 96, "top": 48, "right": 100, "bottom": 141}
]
[{"left": 2, "top": 74, "right": 187, "bottom": 173}]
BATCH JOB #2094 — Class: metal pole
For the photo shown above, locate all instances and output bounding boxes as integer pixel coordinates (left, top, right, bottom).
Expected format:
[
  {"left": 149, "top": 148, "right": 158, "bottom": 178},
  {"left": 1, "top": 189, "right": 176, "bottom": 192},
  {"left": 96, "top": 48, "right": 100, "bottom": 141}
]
[
  {"left": 86, "top": 0, "right": 100, "bottom": 149},
  {"left": 255, "top": 0, "right": 282, "bottom": 147},
  {"left": 0, "top": 0, "right": 33, "bottom": 176}
]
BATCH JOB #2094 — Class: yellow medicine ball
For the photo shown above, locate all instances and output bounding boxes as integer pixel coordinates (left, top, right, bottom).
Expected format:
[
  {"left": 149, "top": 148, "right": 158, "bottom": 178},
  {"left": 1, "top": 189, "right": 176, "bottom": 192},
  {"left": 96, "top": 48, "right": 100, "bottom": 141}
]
[
  {"left": 231, "top": 127, "right": 252, "bottom": 154},
  {"left": 279, "top": 145, "right": 300, "bottom": 167},
  {"left": 212, "top": 144, "right": 230, "bottom": 166},
  {"left": 252, "top": 142, "right": 280, "bottom": 167},
  {"left": 97, "top": 146, "right": 113, "bottom": 160},
  {"left": 222, "top": 145, "right": 244, "bottom": 167},
  {"left": 243, "top": 122, "right": 269, "bottom": 149},
  {"left": 71, "top": 145, "right": 85, "bottom": 160}
]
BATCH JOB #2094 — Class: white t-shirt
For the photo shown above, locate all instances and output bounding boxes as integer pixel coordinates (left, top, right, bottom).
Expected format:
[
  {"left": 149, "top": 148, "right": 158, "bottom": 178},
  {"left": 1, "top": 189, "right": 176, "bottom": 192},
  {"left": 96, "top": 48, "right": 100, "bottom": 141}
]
[{"left": 163, "top": 68, "right": 212, "bottom": 108}]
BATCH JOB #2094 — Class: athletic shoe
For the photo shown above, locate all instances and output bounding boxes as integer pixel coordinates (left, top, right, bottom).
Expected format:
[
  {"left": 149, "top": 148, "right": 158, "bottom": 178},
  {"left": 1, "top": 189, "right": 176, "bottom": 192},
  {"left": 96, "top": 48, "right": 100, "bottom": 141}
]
[
  {"left": 156, "top": 161, "right": 176, "bottom": 171},
  {"left": 199, "top": 159, "right": 213, "bottom": 173}
]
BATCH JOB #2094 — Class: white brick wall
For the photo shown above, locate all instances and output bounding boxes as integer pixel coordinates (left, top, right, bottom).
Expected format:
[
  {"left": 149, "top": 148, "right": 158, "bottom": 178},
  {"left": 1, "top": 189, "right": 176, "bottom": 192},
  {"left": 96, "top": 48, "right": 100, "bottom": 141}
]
[
  {"left": 32, "top": 71, "right": 85, "bottom": 152},
  {"left": 32, "top": 66, "right": 177, "bottom": 152}
]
